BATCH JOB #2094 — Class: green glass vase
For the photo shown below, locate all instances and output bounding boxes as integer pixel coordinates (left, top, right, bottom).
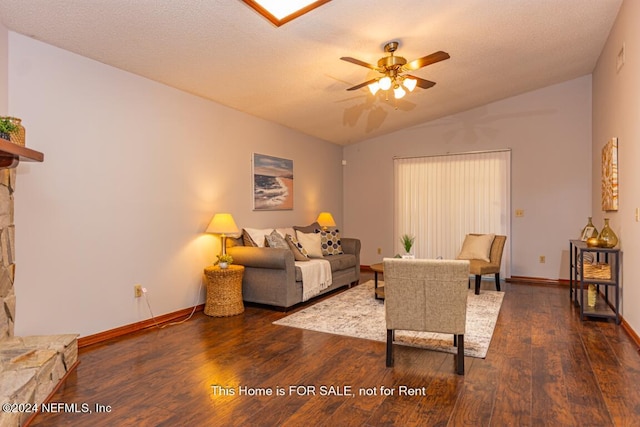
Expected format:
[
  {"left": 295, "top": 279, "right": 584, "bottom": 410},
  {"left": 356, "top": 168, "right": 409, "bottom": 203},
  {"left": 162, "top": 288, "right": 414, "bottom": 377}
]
[
  {"left": 598, "top": 218, "right": 618, "bottom": 248},
  {"left": 581, "top": 217, "right": 598, "bottom": 240}
]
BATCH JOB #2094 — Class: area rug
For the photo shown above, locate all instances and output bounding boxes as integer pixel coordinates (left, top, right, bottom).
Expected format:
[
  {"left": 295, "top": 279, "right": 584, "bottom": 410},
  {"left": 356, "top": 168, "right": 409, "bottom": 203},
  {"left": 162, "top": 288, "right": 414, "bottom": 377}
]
[{"left": 273, "top": 280, "right": 504, "bottom": 358}]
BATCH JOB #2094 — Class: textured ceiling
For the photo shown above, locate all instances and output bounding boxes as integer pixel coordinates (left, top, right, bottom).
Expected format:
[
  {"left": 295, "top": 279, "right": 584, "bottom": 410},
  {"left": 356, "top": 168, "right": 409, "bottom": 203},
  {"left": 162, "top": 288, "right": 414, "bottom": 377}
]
[{"left": 0, "top": 0, "right": 623, "bottom": 145}]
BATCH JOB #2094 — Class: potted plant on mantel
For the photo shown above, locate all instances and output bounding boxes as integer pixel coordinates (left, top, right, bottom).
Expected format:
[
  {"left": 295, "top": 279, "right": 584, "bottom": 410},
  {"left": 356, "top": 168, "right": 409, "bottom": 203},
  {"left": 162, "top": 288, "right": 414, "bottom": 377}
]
[{"left": 0, "top": 117, "right": 18, "bottom": 142}]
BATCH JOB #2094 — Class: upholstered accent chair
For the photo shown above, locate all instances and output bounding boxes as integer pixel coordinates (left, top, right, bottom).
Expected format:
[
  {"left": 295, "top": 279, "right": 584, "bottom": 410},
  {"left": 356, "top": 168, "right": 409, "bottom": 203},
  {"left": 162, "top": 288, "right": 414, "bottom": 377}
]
[
  {"left": 383, "top": 258, "right": 470, "bottom": 375},
  {"left": 457, "top": 234, "right": 506, "bottom": 295}
]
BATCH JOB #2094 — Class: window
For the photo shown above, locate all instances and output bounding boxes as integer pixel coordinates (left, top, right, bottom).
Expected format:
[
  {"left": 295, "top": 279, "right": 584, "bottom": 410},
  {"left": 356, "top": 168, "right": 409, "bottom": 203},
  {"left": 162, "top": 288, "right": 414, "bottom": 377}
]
[{"left": 394, "top": 150, "right": 510, "bottom": 276}]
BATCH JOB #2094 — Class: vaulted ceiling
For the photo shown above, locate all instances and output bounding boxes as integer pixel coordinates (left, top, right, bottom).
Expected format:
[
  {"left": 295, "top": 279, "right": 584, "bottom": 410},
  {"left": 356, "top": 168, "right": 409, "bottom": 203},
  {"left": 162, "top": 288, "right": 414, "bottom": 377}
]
[{"left": 0, "top": 0, "right": 623, "bottom": 145}]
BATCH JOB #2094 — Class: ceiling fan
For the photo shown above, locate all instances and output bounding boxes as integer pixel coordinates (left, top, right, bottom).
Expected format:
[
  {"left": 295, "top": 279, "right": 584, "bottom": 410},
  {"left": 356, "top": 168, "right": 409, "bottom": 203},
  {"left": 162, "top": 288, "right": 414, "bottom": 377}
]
[{"left": 341, "top": 41, "right": 450, "bottom": 99}]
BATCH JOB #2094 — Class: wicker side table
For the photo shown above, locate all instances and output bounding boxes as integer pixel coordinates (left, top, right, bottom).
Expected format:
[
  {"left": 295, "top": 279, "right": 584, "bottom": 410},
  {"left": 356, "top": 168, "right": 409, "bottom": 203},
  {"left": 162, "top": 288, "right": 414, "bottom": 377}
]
[{"left": 204, "top": 265, "right": 245, "bottom": 317}]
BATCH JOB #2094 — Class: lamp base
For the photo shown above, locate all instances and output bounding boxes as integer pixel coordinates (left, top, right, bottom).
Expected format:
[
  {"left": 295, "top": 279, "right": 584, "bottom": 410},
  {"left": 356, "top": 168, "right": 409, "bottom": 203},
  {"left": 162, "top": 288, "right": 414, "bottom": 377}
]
[{"left": 221, "top": 235, "right": 228, "bottom": 255}]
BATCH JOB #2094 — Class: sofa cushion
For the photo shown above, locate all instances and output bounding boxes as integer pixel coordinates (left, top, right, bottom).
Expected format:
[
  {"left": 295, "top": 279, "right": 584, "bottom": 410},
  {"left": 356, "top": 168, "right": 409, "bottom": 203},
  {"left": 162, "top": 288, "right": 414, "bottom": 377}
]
[
  {"left": 294, "top": 253, "right": 356, "bottom": 281},
  {"left": 242, "top": 230, "right": 258, "bottom": 247},
  {"left": 286, "top": 234, "right": 309, "bottom": 261},
  {"left": 244, "top": 227, "right": 274, "bottom": 248},
  {"left": 275, "top": 227, "right": 296, "bottom": 239},
  {"left": 265, "top": 230, "right": 289, "bottom": 249},
  {"left": 227, "top": 236, "right": 243, "bottom": 248},
  {"left": 457, "top": 233, "right": 495, "bottom": 262},
  {"left": 293, "top": 222, "right": 321, "bottom": 234},
  {"left": 296, "top": 231, "right": 324, "bottom": 258},
  {"left": 316, "top": 229, "right": 344, "bottom": 256},
  {"left": 325, "top": 253, "right": 356, "bottom": 272}
]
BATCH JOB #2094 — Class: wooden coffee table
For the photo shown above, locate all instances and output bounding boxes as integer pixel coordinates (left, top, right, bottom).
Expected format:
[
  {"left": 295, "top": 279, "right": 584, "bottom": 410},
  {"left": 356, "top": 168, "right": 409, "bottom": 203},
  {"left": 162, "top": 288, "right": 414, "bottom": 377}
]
[{"left": 371, "top": 263, "right": 384, "bottom": 300}]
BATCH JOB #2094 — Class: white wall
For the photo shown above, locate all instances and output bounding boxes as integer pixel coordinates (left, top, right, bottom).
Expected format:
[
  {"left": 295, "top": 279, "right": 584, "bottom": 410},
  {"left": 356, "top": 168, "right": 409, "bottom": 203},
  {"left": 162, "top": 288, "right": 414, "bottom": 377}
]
[
  {"left": 592, "top": 0, "right": 640, "bottom": 334},
  {"left": 9, "top": 33, "right": 344, "bottom": 338},
  {"left": 344, "top": 76, "right": 592, "bottom": 280}
]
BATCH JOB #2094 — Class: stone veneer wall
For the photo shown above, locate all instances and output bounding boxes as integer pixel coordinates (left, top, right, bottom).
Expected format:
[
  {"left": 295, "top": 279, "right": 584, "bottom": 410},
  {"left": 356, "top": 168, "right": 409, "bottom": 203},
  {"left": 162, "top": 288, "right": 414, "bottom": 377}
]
[
  {"left": 0, "top": 165, "right": 78, "bottom": 426},
  {"left": 0, "top": 168, "right": 16, "bottom": 338}
]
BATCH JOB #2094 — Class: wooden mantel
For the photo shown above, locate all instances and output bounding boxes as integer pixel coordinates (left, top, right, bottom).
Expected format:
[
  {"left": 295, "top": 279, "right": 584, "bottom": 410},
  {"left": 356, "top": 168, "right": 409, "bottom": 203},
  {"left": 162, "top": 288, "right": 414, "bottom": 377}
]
[{"left": 0, "top": 137, "right": 44, "bottom": 168}]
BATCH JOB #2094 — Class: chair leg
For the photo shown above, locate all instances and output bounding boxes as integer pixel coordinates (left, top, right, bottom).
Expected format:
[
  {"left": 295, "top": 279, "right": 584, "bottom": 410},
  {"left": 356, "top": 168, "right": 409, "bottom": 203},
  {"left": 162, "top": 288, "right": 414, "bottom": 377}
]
[
  {"left": 495, "top": 273, "right": 501, "bottom": 291},
  {"left": 475, "top": 275, "right": 481, "bottom": 295},
  {"left": 386, "top": 329, "right": 394, "bottom": 367},
  {"left": 456, "top": 334, "right": 465, "bottom": 375}
]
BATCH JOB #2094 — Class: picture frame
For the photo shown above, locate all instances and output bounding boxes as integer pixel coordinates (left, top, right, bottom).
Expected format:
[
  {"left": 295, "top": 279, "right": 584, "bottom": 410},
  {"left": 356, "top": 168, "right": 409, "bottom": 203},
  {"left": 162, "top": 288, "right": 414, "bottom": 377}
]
[
  {"left": 581, "top": 226, "right": 595, "bottom": 242},
  {"left": 601, "top": 137, "right": 618, "bottom": 211},
  {"left": 252, "top": 153, "right": 294, "bottom": 211}
]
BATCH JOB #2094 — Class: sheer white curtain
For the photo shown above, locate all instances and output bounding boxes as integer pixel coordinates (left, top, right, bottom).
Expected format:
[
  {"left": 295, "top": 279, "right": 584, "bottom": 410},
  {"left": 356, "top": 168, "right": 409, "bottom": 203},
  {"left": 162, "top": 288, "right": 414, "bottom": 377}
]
[{"left": 394, "top": 150, "right": 510, "bottom": 277}]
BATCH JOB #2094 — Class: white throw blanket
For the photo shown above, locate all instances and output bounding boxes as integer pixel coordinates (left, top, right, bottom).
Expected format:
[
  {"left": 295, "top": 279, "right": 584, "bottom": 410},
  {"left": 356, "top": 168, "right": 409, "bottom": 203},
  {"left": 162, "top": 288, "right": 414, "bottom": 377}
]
[{"left": 296, "top": 259, "right": 333, "bottom": 301}]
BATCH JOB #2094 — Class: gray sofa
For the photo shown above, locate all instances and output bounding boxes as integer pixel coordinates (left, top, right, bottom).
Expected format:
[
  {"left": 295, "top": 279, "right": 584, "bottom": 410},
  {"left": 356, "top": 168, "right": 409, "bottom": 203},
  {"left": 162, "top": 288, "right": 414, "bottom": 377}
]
[{"left": 227, "top": 224, "right": 360, "bottom": 310}]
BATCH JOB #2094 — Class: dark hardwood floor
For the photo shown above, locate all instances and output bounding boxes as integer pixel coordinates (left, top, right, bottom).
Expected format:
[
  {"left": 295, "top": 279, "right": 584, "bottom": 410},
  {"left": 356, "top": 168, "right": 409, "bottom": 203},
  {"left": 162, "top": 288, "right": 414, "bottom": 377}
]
[{"left": 31, "top": 274, "right": 640, "bottom": 426}]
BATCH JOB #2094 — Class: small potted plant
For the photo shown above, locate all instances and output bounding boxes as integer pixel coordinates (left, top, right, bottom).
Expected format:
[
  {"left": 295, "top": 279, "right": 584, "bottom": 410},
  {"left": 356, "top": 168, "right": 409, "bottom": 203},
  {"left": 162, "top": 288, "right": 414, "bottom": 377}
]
[
  {"left": 215, "top": 253, "right": 234, "bottom": 269},
  {"left": 0, "top": 117, "right": 18, "bottom": 142},
  {"left": 400, "top": 234, "right": 415, "bottom": 258}
]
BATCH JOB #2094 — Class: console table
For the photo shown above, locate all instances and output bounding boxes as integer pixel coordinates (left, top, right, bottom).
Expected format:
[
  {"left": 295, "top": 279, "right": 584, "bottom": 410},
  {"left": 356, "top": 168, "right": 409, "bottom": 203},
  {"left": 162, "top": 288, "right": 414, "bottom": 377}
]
[{"left": 569, "top": 240, "right": 621, "bottom": 324}]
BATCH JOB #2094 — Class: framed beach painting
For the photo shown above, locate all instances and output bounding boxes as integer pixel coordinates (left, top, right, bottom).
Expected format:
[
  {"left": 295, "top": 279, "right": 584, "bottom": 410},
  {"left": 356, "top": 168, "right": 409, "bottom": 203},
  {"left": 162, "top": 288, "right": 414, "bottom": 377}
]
[
  {"left": 601, "top": 137, "right": 618, "bottom": 212},
  {"left": 252, "top": 153, "right": 294, "bottom": 210}
]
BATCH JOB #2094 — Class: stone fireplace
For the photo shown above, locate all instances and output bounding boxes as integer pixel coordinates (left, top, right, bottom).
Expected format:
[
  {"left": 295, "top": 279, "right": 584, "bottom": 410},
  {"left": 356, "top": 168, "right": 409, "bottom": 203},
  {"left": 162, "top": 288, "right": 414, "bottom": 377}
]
[{"left": 0, "top": 161, "right": 78, "bottom": 426}]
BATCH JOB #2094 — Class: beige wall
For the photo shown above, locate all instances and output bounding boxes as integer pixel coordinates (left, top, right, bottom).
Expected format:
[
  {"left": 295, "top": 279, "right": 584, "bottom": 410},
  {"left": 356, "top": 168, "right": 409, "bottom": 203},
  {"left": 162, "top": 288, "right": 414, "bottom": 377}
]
[
  {"left": 343, "top": 76, "right": 592, "bottom": 280},
  {"left": 9, "top": 33, "right": 343, "bottom": 338},
  {"left": 592, "top": 0, "right": 640, "bottom": 335},
  {"left": 0, "top": 23, "right": 7, "bottom": 113}
]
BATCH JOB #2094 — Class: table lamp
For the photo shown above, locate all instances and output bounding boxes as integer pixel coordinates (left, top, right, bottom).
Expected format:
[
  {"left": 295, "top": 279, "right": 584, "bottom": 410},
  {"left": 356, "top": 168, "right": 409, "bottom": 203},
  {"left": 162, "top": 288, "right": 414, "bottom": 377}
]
[
  {"left": 206, "top": 213, "right": 239, "bottom": 255},
  {"left": 316, "top": 212, "right": 336, "bottom": 231}
]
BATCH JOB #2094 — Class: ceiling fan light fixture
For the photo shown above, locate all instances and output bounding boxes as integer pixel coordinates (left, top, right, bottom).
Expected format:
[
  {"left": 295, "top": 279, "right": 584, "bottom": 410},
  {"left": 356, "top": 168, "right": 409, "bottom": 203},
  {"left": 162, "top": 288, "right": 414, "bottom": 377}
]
[
  {"left": 368, "top": 81, "right": 380, "bottom": 95},
  {"left": 378, "top": 76, "right": 392, "bottom": 91},
  {"left": 403, "top": 77, "right": 417, "bottom": 92},
  {"left": 341, "top": 43, "right": 450, "bottom": 98}
]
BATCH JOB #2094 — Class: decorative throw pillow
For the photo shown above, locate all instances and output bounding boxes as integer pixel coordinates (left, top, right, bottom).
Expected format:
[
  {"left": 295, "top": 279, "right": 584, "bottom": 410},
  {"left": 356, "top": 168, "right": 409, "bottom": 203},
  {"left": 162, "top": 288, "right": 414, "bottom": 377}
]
[
  {"left": 275, "top": 227, "right": 296, "bottom": 239},
  {"left": 285, "top": 234, "right": 309, "bottom": 261},
  {"left": 456, "top": 234, "right": 495, "bottom": 262},
  {"left": 242, "top": 229, "right": 258, "bottom": 247},
  {"left": 293, "top": 222, "right": 322, "bottom": 234},
  {"left": 295, "top": 231, "right": 324, "bottom": 258},
  {"left": 243, "top": 227, "right": 274, "bottom": 248},
  {"left": 265, "top": 230, "right": 289, "bottom": 250},
  {"left": 315, "top": 229, "right": 343, "bottom": 256}
]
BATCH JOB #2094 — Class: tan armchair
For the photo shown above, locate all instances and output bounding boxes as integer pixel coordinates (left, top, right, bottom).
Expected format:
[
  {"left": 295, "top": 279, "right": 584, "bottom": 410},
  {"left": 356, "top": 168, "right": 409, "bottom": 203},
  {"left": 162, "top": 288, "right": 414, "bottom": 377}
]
[
  {"left": 466, "top": 234, "right": 506, "bottom": 295},
  {"left": 383, "top": 258, "right": 470, "bottom": 375}
]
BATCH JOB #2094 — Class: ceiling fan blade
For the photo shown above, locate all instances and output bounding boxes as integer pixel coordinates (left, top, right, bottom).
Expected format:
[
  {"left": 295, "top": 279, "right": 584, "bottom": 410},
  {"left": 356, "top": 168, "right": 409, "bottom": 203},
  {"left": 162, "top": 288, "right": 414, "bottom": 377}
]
[
  {"left": 402, "top": 51, "right": 450, "bottom": 71},
  {"left": 407, "top": 75, "right": 436, "bottom": 89},
  {"left": 340, "top": 57, "right": 380, "bottom": 71},
  {"left": 346, "top": 78, "right": 378, "bottom": 91}
]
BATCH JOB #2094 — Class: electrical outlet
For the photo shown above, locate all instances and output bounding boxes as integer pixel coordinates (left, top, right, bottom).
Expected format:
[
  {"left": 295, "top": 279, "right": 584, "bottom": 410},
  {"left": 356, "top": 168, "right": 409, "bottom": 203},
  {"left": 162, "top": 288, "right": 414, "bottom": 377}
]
[
  {"left": 539, "top": 256, "right": 545, "bottom": 264},
  {"left": 134, "top": 284, "right": 143, "bottom": 298},
  {"left": 515, "top": 209, "right": 524, "bottom": 217},
  {"left": 377, "top": 247, "right": 382, "bottom": 254}
]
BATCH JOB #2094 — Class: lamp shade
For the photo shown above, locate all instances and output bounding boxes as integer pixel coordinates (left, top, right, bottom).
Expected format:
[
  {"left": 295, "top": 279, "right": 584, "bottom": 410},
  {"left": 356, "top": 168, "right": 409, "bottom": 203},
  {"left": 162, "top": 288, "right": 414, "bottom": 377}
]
[
  {"left": 378, "top": 76, "right": 392, "bottom": 90},
  {"left": 316, "top": 212, "right": 336, "bottom": 228},
  {"left": 368, "top": 81, "right": 380, "bottom": 95},
  {"left": 403, "top": 77, "right": 417, "bottom": 92},
  {"left": 206, "top": 213, "right": 239, "bottom": 235},
  {"left": 393, "top": 85, "right": 406, "bottom": 99}
]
